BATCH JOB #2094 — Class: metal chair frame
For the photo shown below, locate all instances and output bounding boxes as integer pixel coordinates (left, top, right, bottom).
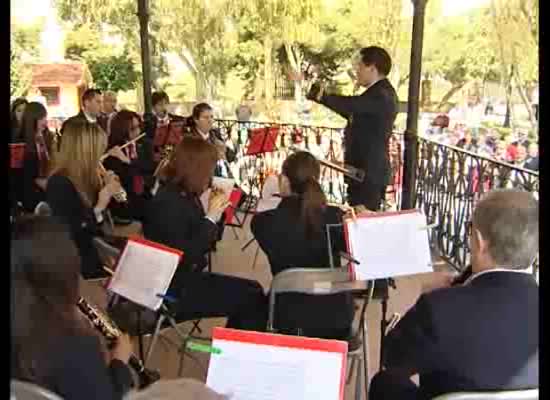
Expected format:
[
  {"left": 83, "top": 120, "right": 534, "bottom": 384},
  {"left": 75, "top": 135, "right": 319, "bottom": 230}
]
[{"left": 267, "top": 267, "right": 375, "bottom": 400}]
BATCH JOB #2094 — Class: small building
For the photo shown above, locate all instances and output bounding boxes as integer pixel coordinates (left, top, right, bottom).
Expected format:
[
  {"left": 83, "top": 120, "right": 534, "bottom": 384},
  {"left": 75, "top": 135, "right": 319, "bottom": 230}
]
[{"left": 28, "top": 62, "right": 93, "bottom": 119}]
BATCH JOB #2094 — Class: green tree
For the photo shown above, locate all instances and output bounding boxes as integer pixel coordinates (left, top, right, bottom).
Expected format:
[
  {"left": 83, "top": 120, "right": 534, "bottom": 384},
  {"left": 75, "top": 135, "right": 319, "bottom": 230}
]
[{"left": 11, "top": 46, "right": 31, "bottom": 99}]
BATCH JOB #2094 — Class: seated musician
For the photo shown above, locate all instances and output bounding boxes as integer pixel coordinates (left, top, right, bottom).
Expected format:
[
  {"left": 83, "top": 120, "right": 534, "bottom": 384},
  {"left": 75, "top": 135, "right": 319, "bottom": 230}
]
[
  {"left": 10, "top": 97, "right": 27, "bottom": 143},
  {"left": 19, "top": 102, "right": 51, "bottom": 212},
  {"left": 11, "top": 216, "right": 133, "bottom": 400},
  {"left": 102, "top": 110, "right": 155, "bottom": 223},
  {"left": 251, "top": 151, "right": 354, "bottom": 340},
  {"left": 46, "top": 119, "right": 125, "bottom": 279},
  {"left": 143, "top": 91, "right": 186, "bottom": 140},
  {"left": 187, "top": 103, "right": 236, "bottom": 178},
  {"left": 143, "top": 137, "right": 267, "bottom": 331},
  {"left": 370, "top": 189, "right": 538, "bottom": 400}
]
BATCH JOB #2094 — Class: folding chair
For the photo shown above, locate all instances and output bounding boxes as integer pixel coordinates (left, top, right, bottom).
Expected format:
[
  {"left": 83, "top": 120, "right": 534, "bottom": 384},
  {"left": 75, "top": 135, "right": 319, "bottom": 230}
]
[
  {"left": 11, "top": 380, "right": 64, "bottom": 400},
  {"left": 431, "top": 389, "right": 538, "bottom": 400},
  {"left": 267, "top": 267, "right": 374, "bottom": 400}
]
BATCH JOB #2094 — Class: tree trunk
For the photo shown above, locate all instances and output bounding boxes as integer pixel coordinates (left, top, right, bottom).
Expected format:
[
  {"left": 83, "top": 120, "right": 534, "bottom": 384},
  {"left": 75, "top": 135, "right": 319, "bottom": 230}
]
[
  {"left": 503, "top": 65, "right": 514, "bottom": 128},
  {"left": 437, "top": 83, "right": 466, "bottom": 111},
  {"left": 512, "top": 65, "right": 537, "bottom": 131},
  {"left": 263, "top": 36, "right": 273, "bottom": 101}
]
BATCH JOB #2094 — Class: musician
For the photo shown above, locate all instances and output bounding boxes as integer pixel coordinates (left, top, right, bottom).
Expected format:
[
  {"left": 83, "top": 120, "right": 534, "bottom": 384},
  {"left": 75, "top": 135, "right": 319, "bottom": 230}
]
[
  {"left": 187, "top": 102, "right": 236, "bottom": 177},
  {"left": 307, "top": 46, "right": 398, "bottom": 210},
  {"left": 98, "top": 90, "right": 118, "bottom": 135},
  {"left": 102, "top": 110, "right": 155, "bottom": 223},
  {"left": 11, "top": 216, "right": 133, "bottom": 400},
  {"left": 10, "top": 97, "right": 28, "bottom": 143},
  {"left": 143, "top": 91, "right": 186, "bottom": 140},
  {"left": 143, "top": 137, "right": 267, "bottom": 331},
  {"left": 19, "top": 102, "right": 51, "bottom": 212},
  {"left": 370, "top": 190, "right": 538, "bottom": 400},
  {"left": 46, "top": 119, "right": 124, "bottom": 279},
  {"left": 251, "top": 151, "right": 354, "bottom": 339}
]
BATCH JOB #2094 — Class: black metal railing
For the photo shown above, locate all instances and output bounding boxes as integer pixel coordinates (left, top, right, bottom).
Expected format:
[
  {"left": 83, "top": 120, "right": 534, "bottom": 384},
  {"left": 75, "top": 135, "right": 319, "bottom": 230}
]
[{"left": 214, "top": 119, "right": 539, "bottom": 272}]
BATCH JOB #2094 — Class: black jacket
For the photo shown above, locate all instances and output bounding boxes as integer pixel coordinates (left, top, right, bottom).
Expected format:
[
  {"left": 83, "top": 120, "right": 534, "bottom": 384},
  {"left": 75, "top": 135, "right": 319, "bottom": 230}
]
[
  {"left": 525, "top": 157, "right": 539, "bottom": 172},
  {"left": 143, "top": 183, "right": 218, "bottom": 285},
  {"left": 143, "top": 112, "right": 186, "bottom": 140},
  {"left": 384, "top": 271, "right": 538, "bottom": 399},
  {"left": 251, "top": 197, "right": 354, "bottom": 338},
  {"left": 46, "top": 174, "right": 105, "bottom": 278},
  {"left": 318, "top": 79, "right": 398, "bottom": 186},
  {"left": 13, "top": 334, "right": 133, "bottom": 400}
]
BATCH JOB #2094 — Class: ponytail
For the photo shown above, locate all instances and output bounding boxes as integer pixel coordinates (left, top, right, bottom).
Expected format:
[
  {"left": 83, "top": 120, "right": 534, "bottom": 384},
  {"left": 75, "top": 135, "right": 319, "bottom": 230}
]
[{"left": 301, "top": 178, "right": 327, "bottom": 236}]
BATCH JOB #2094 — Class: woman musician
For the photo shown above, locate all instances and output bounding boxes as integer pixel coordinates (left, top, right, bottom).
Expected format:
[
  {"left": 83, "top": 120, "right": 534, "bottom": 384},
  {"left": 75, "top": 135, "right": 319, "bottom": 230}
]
[
  {"left": 251, "top": 151, "right": 355, "bottom": 340},
  {"left": 102, "top": 110, "right": 155, "bottom": 223},
  {"left": 46, "top": 119, "right": 125, "bottom": 279},
  {"left": 11, "top": 216, "right": 133, "bottom": 400},
  {"left": 143, "top": 137, "right": 267, "bottom": 331},
  {"left": 18, "top": 102, "right": 53, "bottom": 213}
]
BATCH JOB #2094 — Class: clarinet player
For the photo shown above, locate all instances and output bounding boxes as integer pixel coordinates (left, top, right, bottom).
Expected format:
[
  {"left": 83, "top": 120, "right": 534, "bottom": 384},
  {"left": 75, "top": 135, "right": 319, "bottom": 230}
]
[{"left": 307, "top": 46, "right": 398, "bottom": 211}]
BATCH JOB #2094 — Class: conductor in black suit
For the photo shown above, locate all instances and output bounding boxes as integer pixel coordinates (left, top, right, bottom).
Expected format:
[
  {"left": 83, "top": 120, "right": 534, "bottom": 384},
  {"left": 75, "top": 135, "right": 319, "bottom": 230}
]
[
  {"left": 308, "top": 46, "right": 398, "bottom": 210},
  {"left": 370, "top": 189, "right": 539, "bottom": 400}
]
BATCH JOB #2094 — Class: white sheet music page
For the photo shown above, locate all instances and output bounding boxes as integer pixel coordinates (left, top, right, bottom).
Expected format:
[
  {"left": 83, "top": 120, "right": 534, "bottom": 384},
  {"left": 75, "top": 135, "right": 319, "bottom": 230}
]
[
  {"left": 200, "top": 177, "right": 235, "bottom": 211},
  {"left": 346, "top": 211, "right": 433, "bottom": 280},
  {"left": 108, "top": 238, "right": 182, "bottom": 310},
  {"left": 206, "top": 328, "right": 347, "bottom": 400}
]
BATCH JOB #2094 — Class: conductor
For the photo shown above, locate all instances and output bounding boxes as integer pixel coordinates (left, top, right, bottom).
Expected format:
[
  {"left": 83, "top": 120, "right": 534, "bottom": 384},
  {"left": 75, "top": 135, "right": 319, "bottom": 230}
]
[{"left": 307, "top": 46, "right": 398, "bottom": 210}]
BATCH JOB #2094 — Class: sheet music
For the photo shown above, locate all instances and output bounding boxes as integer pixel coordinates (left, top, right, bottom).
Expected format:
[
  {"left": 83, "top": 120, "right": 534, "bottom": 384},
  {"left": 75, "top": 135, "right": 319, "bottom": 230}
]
[
  {"left": 200, "top": 177, "right": 235, "bottom": 212},
  {"left": 346, "top": 211, "right": 433, "bottom": 280},
  {"left": 108, "top": 240, "right": 181, "bottom": 310},
  {"left": 207, "top": 330, "right": 346, "bottom": 400}
]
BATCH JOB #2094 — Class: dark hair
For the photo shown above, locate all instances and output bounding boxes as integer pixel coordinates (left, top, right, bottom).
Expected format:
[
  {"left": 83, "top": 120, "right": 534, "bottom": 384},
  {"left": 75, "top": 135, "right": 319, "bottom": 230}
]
[
  {"left": 109, "top": 109, "right": 141, "bottom": 148},
  {"left": 11, "top": 216, "right": 90, "bottom": 384},
  {"left": 163, "top": 137, "right": 218, "bottom": 194},
  {"left": 20, "top": 102, "right": 47, "bottom": 154},
  {"left": 152, "top": 91, "right": 170, "bottom": 107},
  {"left": 282, "top": 151, "right": 326, "bottom": 236},
  {"left": 11, "top": 98, "right": 28, "bottom": 142},
  {"left": 360, "top": 46, "right": 392, "bottom": 76},
  {"left": 188, "top": 103, "right": 213, "bottom": 129},
  {"left": 82, "top": 88, "right": 102, "bottom": 104}
]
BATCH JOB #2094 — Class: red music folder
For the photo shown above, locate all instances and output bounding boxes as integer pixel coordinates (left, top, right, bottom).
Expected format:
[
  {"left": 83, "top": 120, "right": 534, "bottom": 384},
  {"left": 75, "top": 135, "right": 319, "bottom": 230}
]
[
  {"left": 225, "top": 188, "right": 243, "bottom": 225},
  {"left": 343, "top": 209, "right": 432, "bottom": 281},
  {"left": 167, "top": 121, "right": 185, "bottom": 145},
  {"left": 10, "top": 143, "right": 26, "bottom": 169},
  {"left": 246, "top": 127, "right": 280, "bottom": 155},
  {"left": 206, "top": 328, "right": 348, "bottom": 400},
  {"left": 107, "top": 236, "right": 184, "bottom": 310},
  {"left": 153, "top": 125, "right": 169, "bottom": 147}
]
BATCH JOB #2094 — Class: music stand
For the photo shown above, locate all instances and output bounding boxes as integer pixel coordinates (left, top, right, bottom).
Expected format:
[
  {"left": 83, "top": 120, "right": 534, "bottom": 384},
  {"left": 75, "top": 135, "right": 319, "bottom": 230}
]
[{"left": 245, "top": 127, "right": 279, "bottom": 156}]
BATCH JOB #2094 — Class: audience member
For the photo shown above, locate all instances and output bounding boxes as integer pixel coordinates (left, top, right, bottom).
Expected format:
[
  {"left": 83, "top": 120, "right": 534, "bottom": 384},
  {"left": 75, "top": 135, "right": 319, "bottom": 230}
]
[
  {"left": 515, "top": 145, "right": 528, "bottom": 168},
  {"left": 99, "top": 90, "right": 119, "bottom": 135},
  {"left": 46, "top": 119, "right": 124, "bottom": 278},
  {"left": 525, "top": 143, "right": 539, "bottom": 171},
  {"left": 370, "top": 189, "right": 538, "bottom": 400},
  {"left": 11, "top": 216, "right": 133, "bottom": 400},
  {"left": 456, "top": 129, "right": 478, "bottom": 152},
  {"left": 251, "top": 151, "right": 354, "bottom": 340}
]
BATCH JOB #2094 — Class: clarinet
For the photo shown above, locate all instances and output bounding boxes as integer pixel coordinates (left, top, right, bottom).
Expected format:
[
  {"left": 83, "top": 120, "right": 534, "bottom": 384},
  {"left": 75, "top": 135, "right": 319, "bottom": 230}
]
[{"left": 76, "top": 297, "right": 160, "bottom": 389}]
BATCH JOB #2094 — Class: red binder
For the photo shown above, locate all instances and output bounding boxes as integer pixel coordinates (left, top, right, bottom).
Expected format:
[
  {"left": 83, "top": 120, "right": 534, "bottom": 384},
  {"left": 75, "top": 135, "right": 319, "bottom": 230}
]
[
  {"left": 207, "top": 327, "right": 348, "bottom": 400},
  {"left": 166, "top": 122, "right": 185, "bottom": 145},
  {"left": 153, "top": 125, "right": 169, "bottom": 148},
  {"left": 246, "top": 127, "right": 280, "bottom": 155},
  {"left": 10, "top": 143, "right": 26, "bottom": 169},
  {"left": 224, "top": 188, "right": 243, "bottom": 225}
]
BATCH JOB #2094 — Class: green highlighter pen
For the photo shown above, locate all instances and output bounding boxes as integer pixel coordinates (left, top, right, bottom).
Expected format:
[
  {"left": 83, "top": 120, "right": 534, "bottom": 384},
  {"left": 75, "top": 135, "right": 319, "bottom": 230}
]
[{"left": 186, "top": 341, "right": 222, "bottom": 355}]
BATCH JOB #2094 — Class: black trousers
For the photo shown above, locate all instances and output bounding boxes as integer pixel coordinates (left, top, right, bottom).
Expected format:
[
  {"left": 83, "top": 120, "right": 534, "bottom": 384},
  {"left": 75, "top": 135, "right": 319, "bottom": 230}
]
[
  {"left": 170, "top": 271, "right": 268, "bottom": 332},
  {"left": 346, "top": 179, "right": 386, "bottom": 210},
  {"left": 370, "top": 370, "right": 422, "bottom": 400}
]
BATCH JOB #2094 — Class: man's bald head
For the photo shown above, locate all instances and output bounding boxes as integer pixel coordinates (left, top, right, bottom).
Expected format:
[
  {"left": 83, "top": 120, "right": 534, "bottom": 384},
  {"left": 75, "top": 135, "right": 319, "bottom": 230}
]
[{"left": 472, "top": 190, "right": 538, "bottom": 268}]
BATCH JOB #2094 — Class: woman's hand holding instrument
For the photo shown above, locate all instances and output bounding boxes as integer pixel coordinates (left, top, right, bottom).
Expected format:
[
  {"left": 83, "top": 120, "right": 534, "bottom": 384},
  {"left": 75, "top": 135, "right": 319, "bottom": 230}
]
[{"left": 207, "top": 187, "right": 231, "bottom": 222}]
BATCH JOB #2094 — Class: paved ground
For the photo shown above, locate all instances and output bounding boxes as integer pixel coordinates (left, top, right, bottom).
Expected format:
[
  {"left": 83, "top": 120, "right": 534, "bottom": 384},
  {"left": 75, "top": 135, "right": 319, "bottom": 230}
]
[{"left": 81, "top": 218, "right": 451, "bottom": 399}]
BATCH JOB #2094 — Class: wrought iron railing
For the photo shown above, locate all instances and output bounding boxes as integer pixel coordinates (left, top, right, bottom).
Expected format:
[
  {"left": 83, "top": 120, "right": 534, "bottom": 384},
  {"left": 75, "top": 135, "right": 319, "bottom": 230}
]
[{"left": 215, "top": 119, "right": 539, "bottom": 272}]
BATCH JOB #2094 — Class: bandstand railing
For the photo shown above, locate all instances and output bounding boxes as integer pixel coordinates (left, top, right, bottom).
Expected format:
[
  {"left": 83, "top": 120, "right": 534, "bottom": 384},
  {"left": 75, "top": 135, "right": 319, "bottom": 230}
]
[{"left": 214, "top": 119, "right": 539, "bottom": 272}]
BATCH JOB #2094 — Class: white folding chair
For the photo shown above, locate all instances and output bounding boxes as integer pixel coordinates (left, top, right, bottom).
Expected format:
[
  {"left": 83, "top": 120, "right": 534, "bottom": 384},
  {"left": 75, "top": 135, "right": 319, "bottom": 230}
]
[
  {"left": 431, "top": 389, "right": 538, "bottom": 400},
  {"left": 11, "top": 380, "right": 64, "bottom": 400}
]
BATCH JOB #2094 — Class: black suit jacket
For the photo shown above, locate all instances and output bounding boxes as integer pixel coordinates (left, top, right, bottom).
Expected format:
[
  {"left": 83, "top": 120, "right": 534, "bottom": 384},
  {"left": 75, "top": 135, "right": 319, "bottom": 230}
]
[
  {"left": 384, "top": 271, "right": 538, "bottom": 399},
  {"left": 318, "top": 79, "right": 398, "bottom": 186},
  {"left": 14, "top": 334, "right": 133, "bottom": 400},
  {"left": 143, "top": 183, "right": 218, "bottom": 285},
  {"left": 143, "top": 112, "right": 186, "bottom": 140},
  {"left": 251, "top": 197, "right": 354, "bottom": 337},
  {"left": 46, "top": 174, "right": 105, "bottom": 278}
]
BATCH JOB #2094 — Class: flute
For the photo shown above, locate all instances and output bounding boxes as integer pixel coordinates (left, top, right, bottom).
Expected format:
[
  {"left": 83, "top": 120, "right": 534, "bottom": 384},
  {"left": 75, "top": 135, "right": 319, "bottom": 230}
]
[{"left": 100, "top": 133, "right": 147, "bottom": 161}]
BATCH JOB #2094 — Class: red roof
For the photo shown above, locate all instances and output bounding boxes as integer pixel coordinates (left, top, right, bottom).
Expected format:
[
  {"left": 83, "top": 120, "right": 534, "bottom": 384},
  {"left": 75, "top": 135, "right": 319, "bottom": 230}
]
[{"left": 30, "top": 63, "right": 90, "bottom": 86}]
